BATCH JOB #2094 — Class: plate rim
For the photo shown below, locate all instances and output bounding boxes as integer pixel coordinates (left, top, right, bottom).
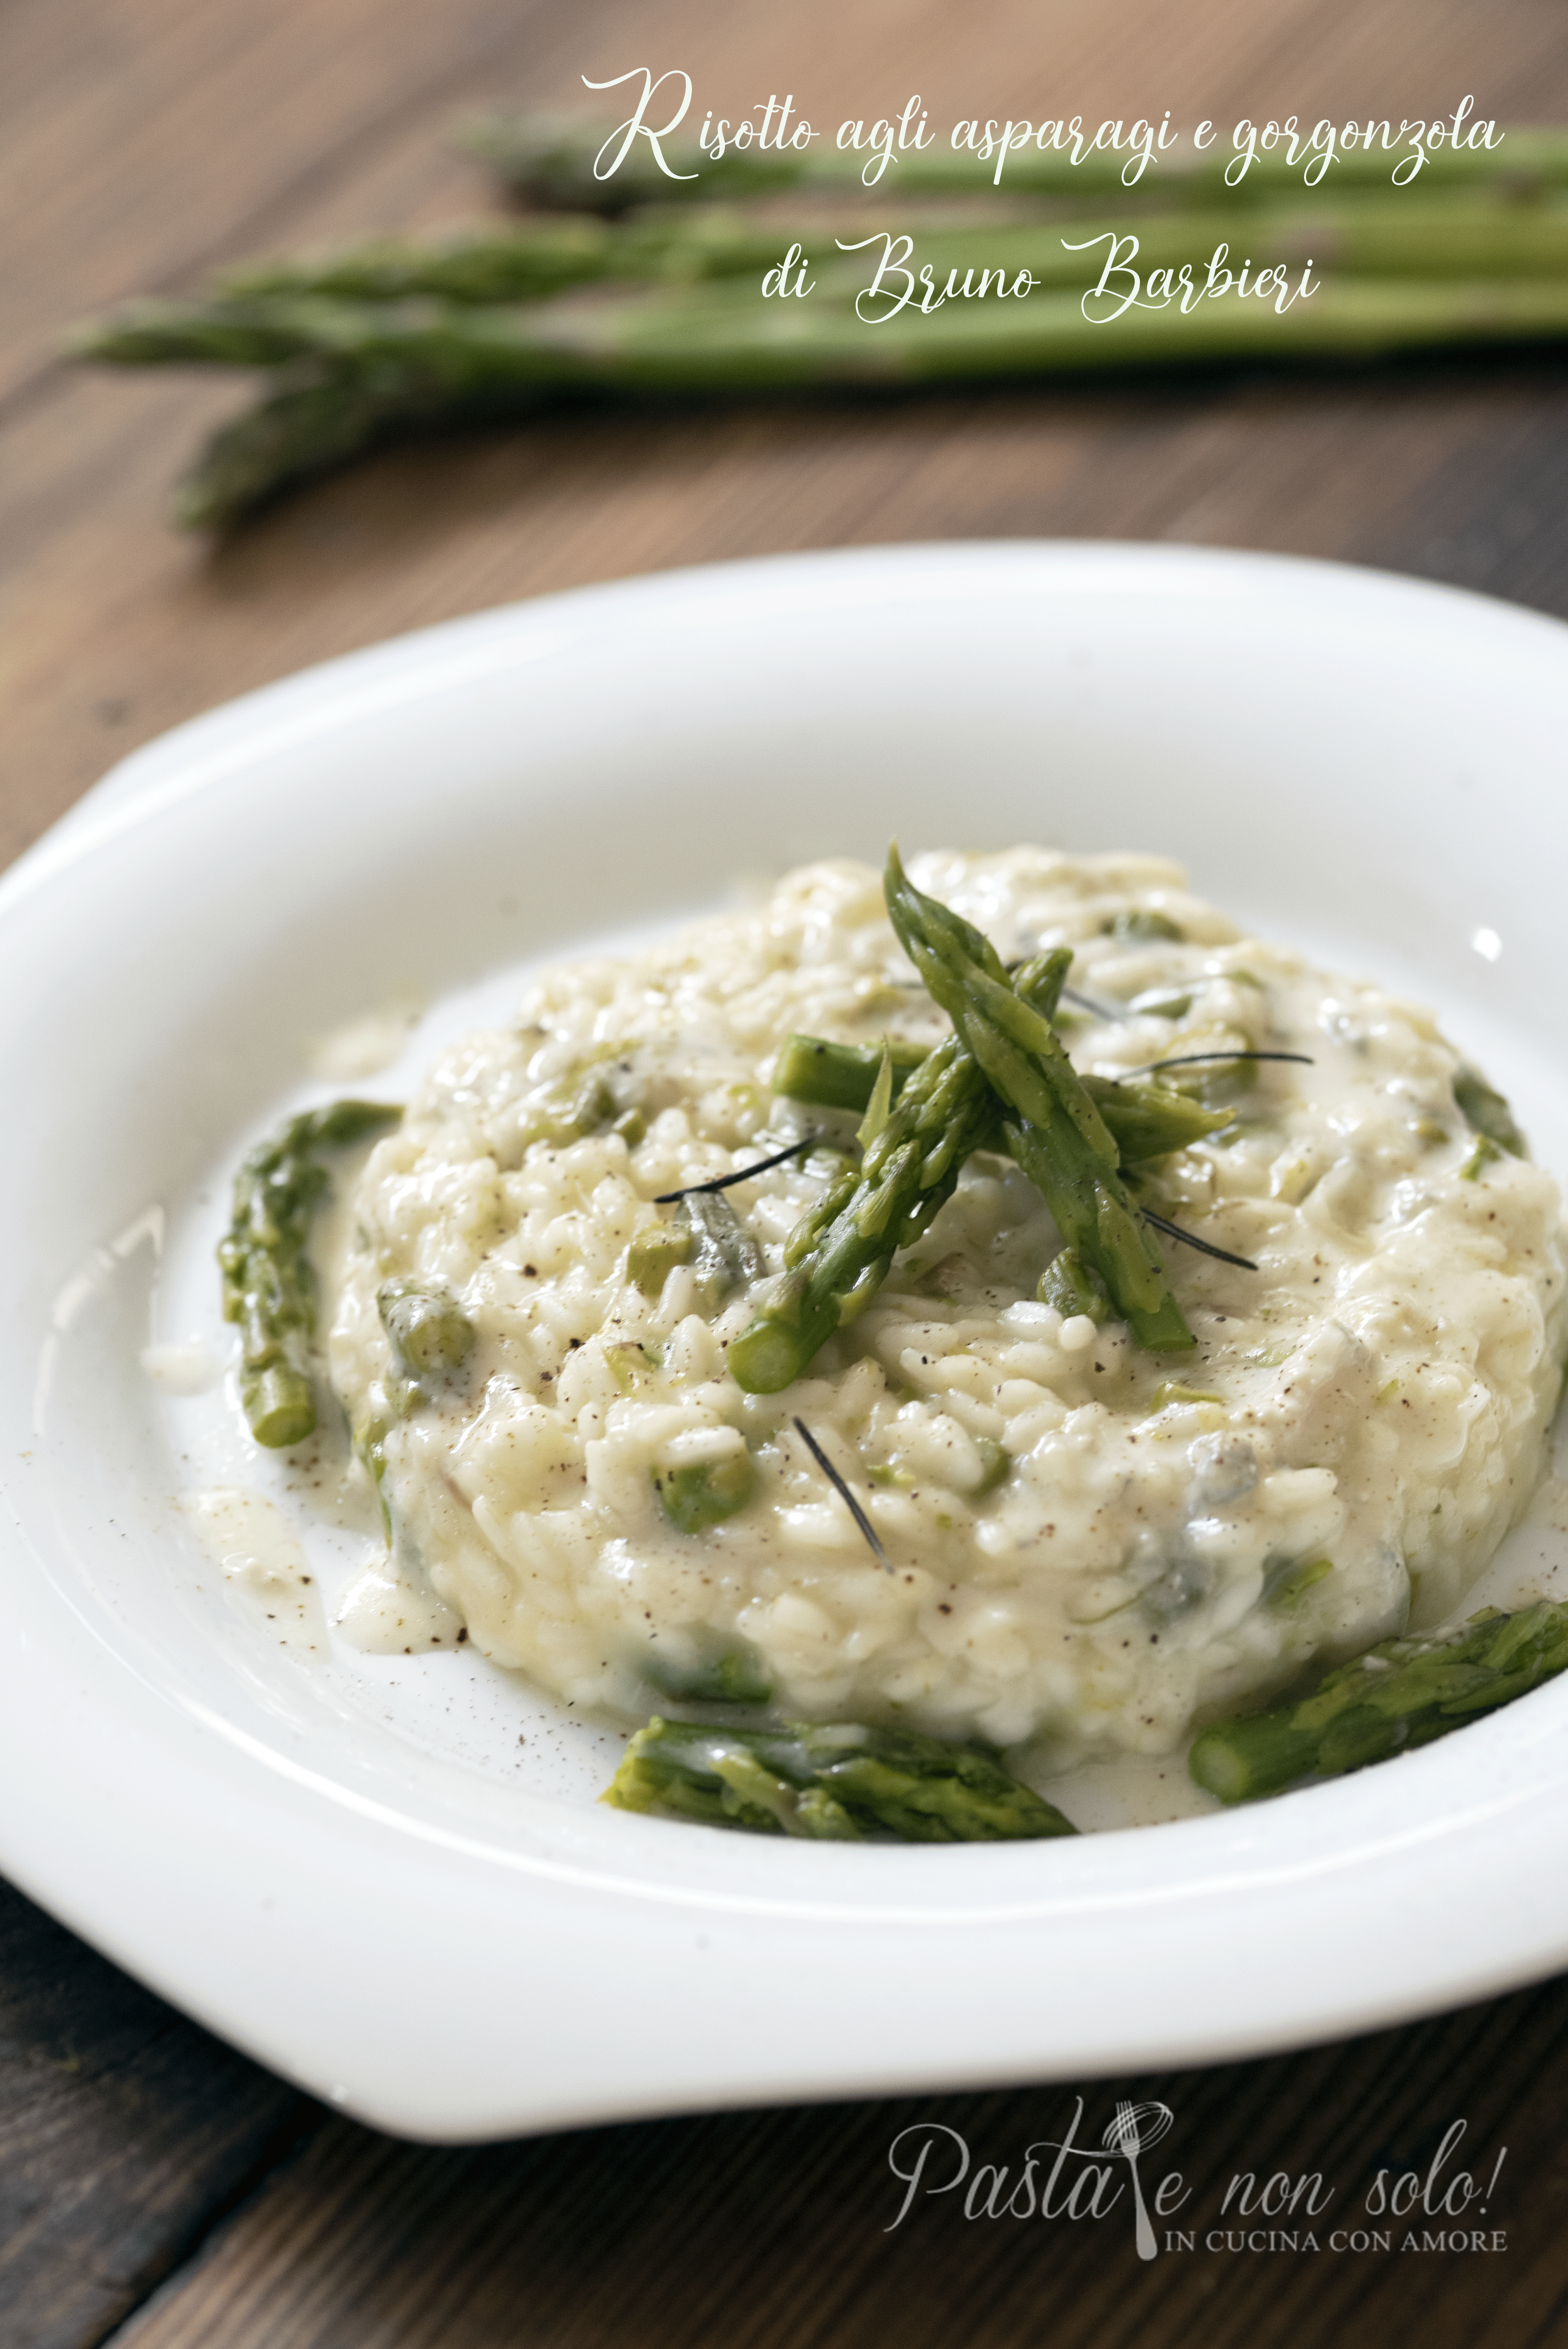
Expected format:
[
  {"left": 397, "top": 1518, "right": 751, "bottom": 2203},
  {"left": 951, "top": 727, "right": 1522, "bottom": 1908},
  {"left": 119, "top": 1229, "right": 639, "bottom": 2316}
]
[{"left": 7, "top": 535, "right": 1568, "bottom": 2139}]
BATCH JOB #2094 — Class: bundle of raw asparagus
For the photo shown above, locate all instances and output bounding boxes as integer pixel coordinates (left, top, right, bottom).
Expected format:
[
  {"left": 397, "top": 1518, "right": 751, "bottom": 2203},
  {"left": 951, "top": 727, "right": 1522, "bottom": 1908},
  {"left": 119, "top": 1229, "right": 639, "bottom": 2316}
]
[{"left": 69, "top": 114, "right": 1568, "bottom": 527}]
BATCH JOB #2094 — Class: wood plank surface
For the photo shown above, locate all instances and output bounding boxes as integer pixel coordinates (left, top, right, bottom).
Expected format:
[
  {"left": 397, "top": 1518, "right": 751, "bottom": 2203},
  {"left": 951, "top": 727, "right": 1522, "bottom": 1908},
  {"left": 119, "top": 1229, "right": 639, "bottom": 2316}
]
[
  {"left": 100, "top": 1977, "right": 1568, "bottom": 2349},
  {"left": 0, "top": 1878, "right": 311, "bottom": 2349},
  {"left": 3, "top": 0, "right": 1567, "bottom": 2344}
]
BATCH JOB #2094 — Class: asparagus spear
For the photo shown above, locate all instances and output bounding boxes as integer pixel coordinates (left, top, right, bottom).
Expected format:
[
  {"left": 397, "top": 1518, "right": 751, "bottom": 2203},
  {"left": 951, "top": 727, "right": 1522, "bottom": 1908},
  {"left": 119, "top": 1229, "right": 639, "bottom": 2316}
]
[
  {"left": 172, "top": 376, "right": 403, "bottom": 529},
  {"left": 884, "top": 848, "right": 1194, "bottom": 1351},
  {"left": 732, "top": 907, "right": 1218, "bottom": 1392},
  {"left": 603, "top": 1714, "right": 1077, "bottom": 1838},
  {"left": 210, "top": 210, "right": 817, "bottom": 302},
  {"left": 217, "top": 219, "right": 623, "bottom": 304},
  {"left": 458, "top": 109, "right": 811, "bottom": 212},
  {"left": 773, "top": 1028, "right": 1228, "bottom": 1159},
  {"left": 219, "top": 1100, "right": 402, "bottom": 1446},
  {"left": 1454, "top": 1065, "right": 1527, "bottom": 1157},
  {"left": 377, "top": 1278, "right": 476, "bottom": 1380},
  {"left": 95, "top": 190, "right": 1568, "bottom": 325},
  {"left": 644, "top": 1645, "right": 773, "bottom": 1706},
  {"left": 653, "top": 1449, "right": 756, "bottom": 1534},
  {"left": 727, "top": 950, "right": 1071, "bottom": 1394},
  {"left": 73, "top": 259, "right": 1568, "bottom": 395},
  {"left": 1038, "top": 1248, "right": 1111, "bottom": 1319},
  {"left": 627, "top": 1217, "right": 694, "bottom": 1296},
  {"left": 1085, "top": 1073, "right": 1232, "bottom": 1161},
  {"left": 727, "top": 1030, "right": 994, "bottom": 1393},
  {"left": 772, "top": 1032, "right": 930, "bottom": 1112},
  {"left": 73, "top": 266, "right": 1568, "bottom": 526},
  {"left": 461, "top": 110, "right": 1568, "bottom": 212},
  {"left": 1188, "top": 1599, "right": 1568, "bottom": 1803}
]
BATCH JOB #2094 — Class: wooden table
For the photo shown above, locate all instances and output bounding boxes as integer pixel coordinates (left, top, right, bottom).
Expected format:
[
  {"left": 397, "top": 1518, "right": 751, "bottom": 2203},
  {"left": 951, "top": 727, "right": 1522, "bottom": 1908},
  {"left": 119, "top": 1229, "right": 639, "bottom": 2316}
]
[{"left": 6, "top": 2, "right": 1568, "bottom": 2342}]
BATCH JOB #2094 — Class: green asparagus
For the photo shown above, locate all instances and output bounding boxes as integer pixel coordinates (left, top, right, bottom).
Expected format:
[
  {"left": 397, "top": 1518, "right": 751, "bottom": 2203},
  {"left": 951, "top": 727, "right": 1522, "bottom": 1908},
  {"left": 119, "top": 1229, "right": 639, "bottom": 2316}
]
[
  {"left": 727, "top": 949, "right": 1071, "bottom": 1394},
  {"left": 377, "top": 1278, "right": 476, "bottom": 1381},
  {"left": 1454, "top": 1065, "right": 1527, "bottom": 1157},
  {"left": 782, "top": 1031, "right": 925, "bottom": 1116},
  {"left": 603, "top": 1714, "right": 1077, "bottom": 1838},
  {"left": 218, "top": 1100, "right": 401, "bottom": 1447},
  {"left": 64, "top": 104, "right": 1568, "bottom": 527},
  {"left": 169, "top": 377, "right": 399, "bottom": 529},
  {"left": 771, "top": 1032, "right": 930, "bottom": 1112},
  {"left": 1084, "top": 1074, "right": 1233, "bottom": 1162},
  {"left": 644, "top": 1645, "right": 773, "bottom": 1706},
  {"left": 627, "top": 1217, "right": 694, "bottom": 1295},
  {"left": 773, "top": 1028, "right": 1228, "bottom": 1160},
  {"left": 1038, "top": 1247, "right": 1111, "bottom": 1320},
  {"left": 75, "top": 267, "right": 1568, "bottom": 389},
  {"left": 218, "top": 219, "right": 624, "bottom": 304},
  {"left": 210, "top": 210, "right": 825, "bottom": 302},
  {"left": 883, "top": 848, "right": 1195, "bottom": 1351},
  {"left": 652, "top": 1447, "right": 756, "bottom": 1533},
  {"left": 78, "top": 190, "right": 1568, "bottom": 332},
  {"left": 1108, "top": 907, "right": 1184, "bottom": 942},
  {"left": 71, "top": 262, "right": 1568, "bottom": 527},
  {"left": 1188, "top": 1599, "right": 1568, "bottom": 1802}
]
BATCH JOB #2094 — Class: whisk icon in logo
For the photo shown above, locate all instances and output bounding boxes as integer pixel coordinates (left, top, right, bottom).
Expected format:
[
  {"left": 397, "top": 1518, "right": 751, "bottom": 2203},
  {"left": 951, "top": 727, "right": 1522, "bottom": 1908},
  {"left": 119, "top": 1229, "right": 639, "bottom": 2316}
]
[{"left": 1102, "top": 2102, "right": 1176, "bottom": 2260}]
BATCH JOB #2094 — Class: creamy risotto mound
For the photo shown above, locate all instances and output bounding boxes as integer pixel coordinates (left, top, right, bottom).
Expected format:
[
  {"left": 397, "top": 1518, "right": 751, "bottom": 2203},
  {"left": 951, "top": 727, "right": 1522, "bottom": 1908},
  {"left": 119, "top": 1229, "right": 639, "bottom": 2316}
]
[{"left": 327, "top": 852, "right": 1566, "bottom": 1758}]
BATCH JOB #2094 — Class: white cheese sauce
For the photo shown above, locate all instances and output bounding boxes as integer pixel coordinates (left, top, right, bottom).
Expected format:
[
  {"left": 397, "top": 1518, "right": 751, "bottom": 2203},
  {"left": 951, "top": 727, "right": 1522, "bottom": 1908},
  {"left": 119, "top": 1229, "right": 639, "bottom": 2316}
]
[
  {"left": 333, "top": 1552, "right": 465, "bottom": 1655},
  {"left": 141, "top": 1342, "right": 220, "bottom": 1395},
  {"left": 305, "top": 990, "right": 426, "bottom": 1082},
  {"left": 181, "top": 1485, "right": 327, "bottom": 1658}
]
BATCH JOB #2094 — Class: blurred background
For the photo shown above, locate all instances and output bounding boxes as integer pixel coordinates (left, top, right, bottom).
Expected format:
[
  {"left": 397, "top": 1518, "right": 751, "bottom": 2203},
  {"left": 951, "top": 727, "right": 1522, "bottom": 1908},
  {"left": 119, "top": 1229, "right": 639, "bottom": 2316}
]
[
  {"left": 4, "top": 0, "right": 1567, "bottom": 867},
  {"left": 5, "top": 4, "right": 1568, "bottom": 2346}
]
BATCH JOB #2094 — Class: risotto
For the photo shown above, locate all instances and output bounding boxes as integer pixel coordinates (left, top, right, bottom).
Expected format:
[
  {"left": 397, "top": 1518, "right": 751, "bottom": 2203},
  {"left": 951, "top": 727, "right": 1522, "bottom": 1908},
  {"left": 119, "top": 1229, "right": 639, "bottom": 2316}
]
[{"left": 325, "top": 850, "right": 1566, "bottom": 1760}]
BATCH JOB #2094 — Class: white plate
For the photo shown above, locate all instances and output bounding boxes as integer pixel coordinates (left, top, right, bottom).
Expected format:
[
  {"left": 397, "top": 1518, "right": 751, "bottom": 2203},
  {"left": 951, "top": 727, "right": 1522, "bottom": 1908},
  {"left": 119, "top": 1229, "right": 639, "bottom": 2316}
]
[{"left": 6, "top": 542, "right": 1568, "bottom": 2143}]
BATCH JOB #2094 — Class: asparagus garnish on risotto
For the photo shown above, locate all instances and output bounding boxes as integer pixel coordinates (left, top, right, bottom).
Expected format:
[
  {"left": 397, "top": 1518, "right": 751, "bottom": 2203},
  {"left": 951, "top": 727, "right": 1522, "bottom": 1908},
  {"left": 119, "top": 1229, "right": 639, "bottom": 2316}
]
[
  {"left": 1188, "top": 1599, "right": 1568, "bottom": 1802},
  {"left": 603, "top": 1715, "right": 1078, "bottom": 1839},
  {"left": 882, "top": 848, "right": 1197, "bottom": 1353},
  {"left": 218, "top": 1100, "right": 401, "bottom": 1447},
  {"left": 773, "top": 1027, "right": 1230, "bottom": 1160},
  {"left": 727, "top": 948, "right": 1071, "bottom": 1394}
]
